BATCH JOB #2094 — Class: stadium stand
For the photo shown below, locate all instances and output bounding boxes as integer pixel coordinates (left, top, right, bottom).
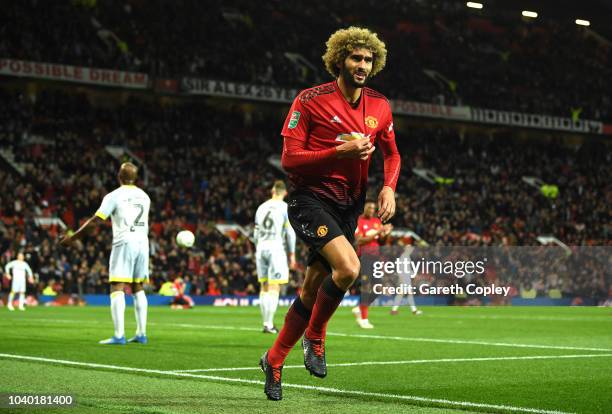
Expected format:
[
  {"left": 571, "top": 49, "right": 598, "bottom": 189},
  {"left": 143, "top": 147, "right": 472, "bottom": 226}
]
[
  {"left": 1, "top": 0, "right": 611, "bottom": 120},
  {"left": 0, "top": 87, "right": 609, "bottom": 301},
  {"left": 0, "top": 1, "right": 610, "bottom": 304}
]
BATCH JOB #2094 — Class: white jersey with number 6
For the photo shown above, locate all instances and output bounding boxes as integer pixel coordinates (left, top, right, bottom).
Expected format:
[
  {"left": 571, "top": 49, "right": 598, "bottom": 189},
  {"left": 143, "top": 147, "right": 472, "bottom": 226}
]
[
  {"left": 95, "top": 185, "right": 150, "bottom": 246},
  {"left": 254, "top": 199, "right": 296, "bottom": 284},
  {"left": 254, "top": 199, "right": 295, "bottom": 252}
]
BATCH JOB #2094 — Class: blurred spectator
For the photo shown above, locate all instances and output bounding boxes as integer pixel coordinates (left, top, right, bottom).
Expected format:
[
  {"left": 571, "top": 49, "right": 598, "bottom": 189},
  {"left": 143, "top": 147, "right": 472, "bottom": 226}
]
[{"left": 42, "top": 279, "right": 58, "bottom": 296}]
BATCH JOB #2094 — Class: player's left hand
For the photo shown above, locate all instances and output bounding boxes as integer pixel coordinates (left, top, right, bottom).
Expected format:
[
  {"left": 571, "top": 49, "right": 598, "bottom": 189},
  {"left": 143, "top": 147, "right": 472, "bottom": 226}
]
[{"left": 377, "top": 186, "right": 396, "bottom": 223}]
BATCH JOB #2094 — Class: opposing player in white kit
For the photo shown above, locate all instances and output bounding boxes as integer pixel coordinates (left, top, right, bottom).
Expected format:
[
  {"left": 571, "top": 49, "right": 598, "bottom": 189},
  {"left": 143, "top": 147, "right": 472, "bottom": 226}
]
[
  {"left": 4, "top": 252, "right": 33, "bottom": 311},
  {"left": 390, "top": 245, "right": 422, "bottom": 316},
  {"left": 254, "top": 181, "right": 296, "bottom": 333},
  {"left": 61, "top": 163, "right": 151, "bottom": 345}
]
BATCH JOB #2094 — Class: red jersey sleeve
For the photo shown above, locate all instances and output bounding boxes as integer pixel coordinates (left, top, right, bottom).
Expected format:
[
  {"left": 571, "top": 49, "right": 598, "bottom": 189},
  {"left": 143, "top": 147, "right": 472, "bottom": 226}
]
[
  {"left": 377, "top": 106, "right": 401, "bottom": 191},
  {"left": 281, "top": 94, "right": 336, "bottom": 172},
  {"left": 355, "top": 217, "right": 365, "bottom": 237},
  {"left": 281, "top": 94, "right": 310, "bottom": 142}
]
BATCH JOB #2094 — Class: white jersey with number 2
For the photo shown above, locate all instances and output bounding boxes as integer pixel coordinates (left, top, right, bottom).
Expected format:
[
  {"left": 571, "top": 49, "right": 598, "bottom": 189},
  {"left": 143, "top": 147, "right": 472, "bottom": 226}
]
[{"left": 96, "top": 185, "right": 150, "bottom": 246}]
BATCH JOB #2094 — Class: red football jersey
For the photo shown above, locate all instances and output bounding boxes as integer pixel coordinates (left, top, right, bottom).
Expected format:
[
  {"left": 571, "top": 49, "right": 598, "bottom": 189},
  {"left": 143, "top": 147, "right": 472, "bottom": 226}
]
[
  {"left": 281, "top": 81, "right": 400, "bottom": 207},
  {"left": 355, "top": 215, "right": 383, "bottom": 255}
]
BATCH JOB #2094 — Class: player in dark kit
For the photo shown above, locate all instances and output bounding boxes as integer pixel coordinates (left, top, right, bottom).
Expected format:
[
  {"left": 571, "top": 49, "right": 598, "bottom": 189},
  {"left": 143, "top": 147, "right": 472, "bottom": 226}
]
[{"left": 259, "top": 27, "right": 401, "bottom": 400}]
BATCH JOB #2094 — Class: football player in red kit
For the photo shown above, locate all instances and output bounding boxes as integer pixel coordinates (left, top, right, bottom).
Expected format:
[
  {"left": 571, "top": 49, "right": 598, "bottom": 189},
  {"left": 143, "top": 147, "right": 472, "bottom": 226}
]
[
  {"left": 259, "top": 26, "right": 401, "bottom": 401},
  {"left": 352, "top": 199, "right": 393, "bottom": 329}
]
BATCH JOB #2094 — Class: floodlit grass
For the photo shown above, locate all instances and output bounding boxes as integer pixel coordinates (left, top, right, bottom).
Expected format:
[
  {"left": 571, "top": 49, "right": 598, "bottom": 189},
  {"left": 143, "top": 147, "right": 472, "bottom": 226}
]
[{"left": 1, "top": 305, "right": 610, "bottom": 413}]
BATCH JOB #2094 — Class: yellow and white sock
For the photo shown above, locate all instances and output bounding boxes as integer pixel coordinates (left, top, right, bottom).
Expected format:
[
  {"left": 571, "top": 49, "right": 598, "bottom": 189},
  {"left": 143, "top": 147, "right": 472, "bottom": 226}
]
[
  {"left": 266, "top": 290, "right": 280, "bottom": 328},
  {"left": 133, "top": 290, "right": 148, "bottom": 336},
  {"left": 110, "top": 291, "right": 125, "bottom": 338},
  {"left": 259, "top": 291, "right": 270, "bottom": 328},
  {"left": 407, "top": 293, "right": 417, "bottom": 312}
]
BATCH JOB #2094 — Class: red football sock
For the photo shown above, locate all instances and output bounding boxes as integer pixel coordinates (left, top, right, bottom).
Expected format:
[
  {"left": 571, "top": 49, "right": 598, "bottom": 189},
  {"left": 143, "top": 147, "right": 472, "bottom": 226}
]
[
  {"left": 359, "top": 304, "right": 369, "bottom": 319},
  {"left": 267, "top": 297, "right": 311, "bottom": 368},
  {"left": 305, "top": 276, "right": 347, "bottom": 340}
]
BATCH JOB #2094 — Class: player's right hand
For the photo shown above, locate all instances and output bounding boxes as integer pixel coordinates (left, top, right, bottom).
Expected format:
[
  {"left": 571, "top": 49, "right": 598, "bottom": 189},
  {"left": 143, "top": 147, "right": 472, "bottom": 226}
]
[
  {"left": 381, "top": 223, "right": 394, "bottom": 237},
  {"left": 58, "top": 232, "right": 74, "bottom": 247},
  {"left": 336, "top": 138, "right": 375, "bottom": 160}
]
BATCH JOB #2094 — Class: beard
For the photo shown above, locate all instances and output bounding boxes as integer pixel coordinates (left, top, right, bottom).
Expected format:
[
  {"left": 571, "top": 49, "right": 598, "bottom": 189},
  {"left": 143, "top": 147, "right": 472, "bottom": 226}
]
[{"left": 340, "top": 64, "right": 369, "bottom": 88}]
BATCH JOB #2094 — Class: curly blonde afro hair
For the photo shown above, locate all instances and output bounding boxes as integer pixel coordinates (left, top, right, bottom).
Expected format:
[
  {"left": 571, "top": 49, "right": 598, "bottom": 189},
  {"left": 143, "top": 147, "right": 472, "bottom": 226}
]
[{"left": 322, "top": 26, "right": 387, "bottom": 78}]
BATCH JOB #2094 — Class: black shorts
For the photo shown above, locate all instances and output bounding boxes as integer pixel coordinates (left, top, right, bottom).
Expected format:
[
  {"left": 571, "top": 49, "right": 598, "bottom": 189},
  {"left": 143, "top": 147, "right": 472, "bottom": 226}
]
[{"left": 287, "top": 190, "right": 364, "bottom": 271}]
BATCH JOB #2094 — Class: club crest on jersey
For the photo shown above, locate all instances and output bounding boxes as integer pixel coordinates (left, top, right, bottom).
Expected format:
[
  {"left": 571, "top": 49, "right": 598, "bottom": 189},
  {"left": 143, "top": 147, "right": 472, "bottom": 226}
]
[
  {"left": 317, "top": 225, "right": 328, "bottom": 237},
  {"left": 365, "top": 116, "right": 378, "bottom": 129},
  {"left": 335, "top": 132, "right": 371, "bottom": 142},
  {"left": 288, "top": 111, "right": 301, "bottom": 129}
]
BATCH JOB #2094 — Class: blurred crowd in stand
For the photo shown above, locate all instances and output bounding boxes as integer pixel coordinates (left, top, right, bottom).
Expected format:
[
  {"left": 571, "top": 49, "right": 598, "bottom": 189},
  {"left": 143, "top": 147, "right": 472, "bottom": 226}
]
[
  {"left": 2, "top": 0, "right": 611, "bottom": 120},
  {"left": 0, "top": 89, "right": 609, "bottom": 302}
]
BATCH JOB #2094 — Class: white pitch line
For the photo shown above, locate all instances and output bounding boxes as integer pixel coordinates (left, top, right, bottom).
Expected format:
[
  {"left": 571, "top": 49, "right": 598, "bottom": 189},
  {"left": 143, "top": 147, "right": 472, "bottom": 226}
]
[
  {"left": 8, "top": 318, "right": 612, "bottom": 353},
  {"left": 329, "top": 332, "right": 612, "bottom": 353},
  {"left": 424, "top": 314, "right": 612, "bottom": 323},
  {"left": 174, "top": 323, "right": 260, "bottom": 331},
  {"left": 0, "top": 352, "right": 573, "bottom": 414},
  {"left": 171, "top": 353, "right": 612, "bottom": 372},
  {"left": 185, "top": 324, "right": 612, "bottom": 353}
]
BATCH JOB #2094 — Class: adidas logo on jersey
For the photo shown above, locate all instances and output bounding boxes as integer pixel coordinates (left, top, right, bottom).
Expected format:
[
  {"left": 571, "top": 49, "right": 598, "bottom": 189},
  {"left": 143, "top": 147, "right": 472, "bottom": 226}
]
[{"left": 330, "top": 115, "right": 342, "bottom": 123}]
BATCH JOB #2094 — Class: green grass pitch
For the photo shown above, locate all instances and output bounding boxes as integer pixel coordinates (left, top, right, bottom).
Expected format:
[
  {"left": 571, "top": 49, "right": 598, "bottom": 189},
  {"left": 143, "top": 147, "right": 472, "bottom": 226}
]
[{"left": 0, "top": 306, "right": 610, "bottom": 413}]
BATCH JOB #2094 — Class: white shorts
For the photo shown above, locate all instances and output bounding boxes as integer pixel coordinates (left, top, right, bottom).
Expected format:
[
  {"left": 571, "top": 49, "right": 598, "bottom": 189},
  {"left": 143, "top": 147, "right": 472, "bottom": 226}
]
[
  {"left": 256, "top": 248, "right": 289, "bottom": 284},
  {"left": 109, "top": 241, "right": 149, "bottom": 283},
  {"left": 397, "top": 251, "right": 415, "bottom": 285},
  {"left": 11, "top": 275, "right": 26, "bottom": 293},
  {"left": 397, "top": 270, "right": 415, "bottom": 285}
]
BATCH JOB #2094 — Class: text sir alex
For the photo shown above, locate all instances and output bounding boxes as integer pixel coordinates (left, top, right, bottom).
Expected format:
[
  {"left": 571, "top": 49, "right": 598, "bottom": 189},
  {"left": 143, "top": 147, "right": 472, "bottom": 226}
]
[{"left": 373, "top": 284, "right": 512, "bottom": 297}]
